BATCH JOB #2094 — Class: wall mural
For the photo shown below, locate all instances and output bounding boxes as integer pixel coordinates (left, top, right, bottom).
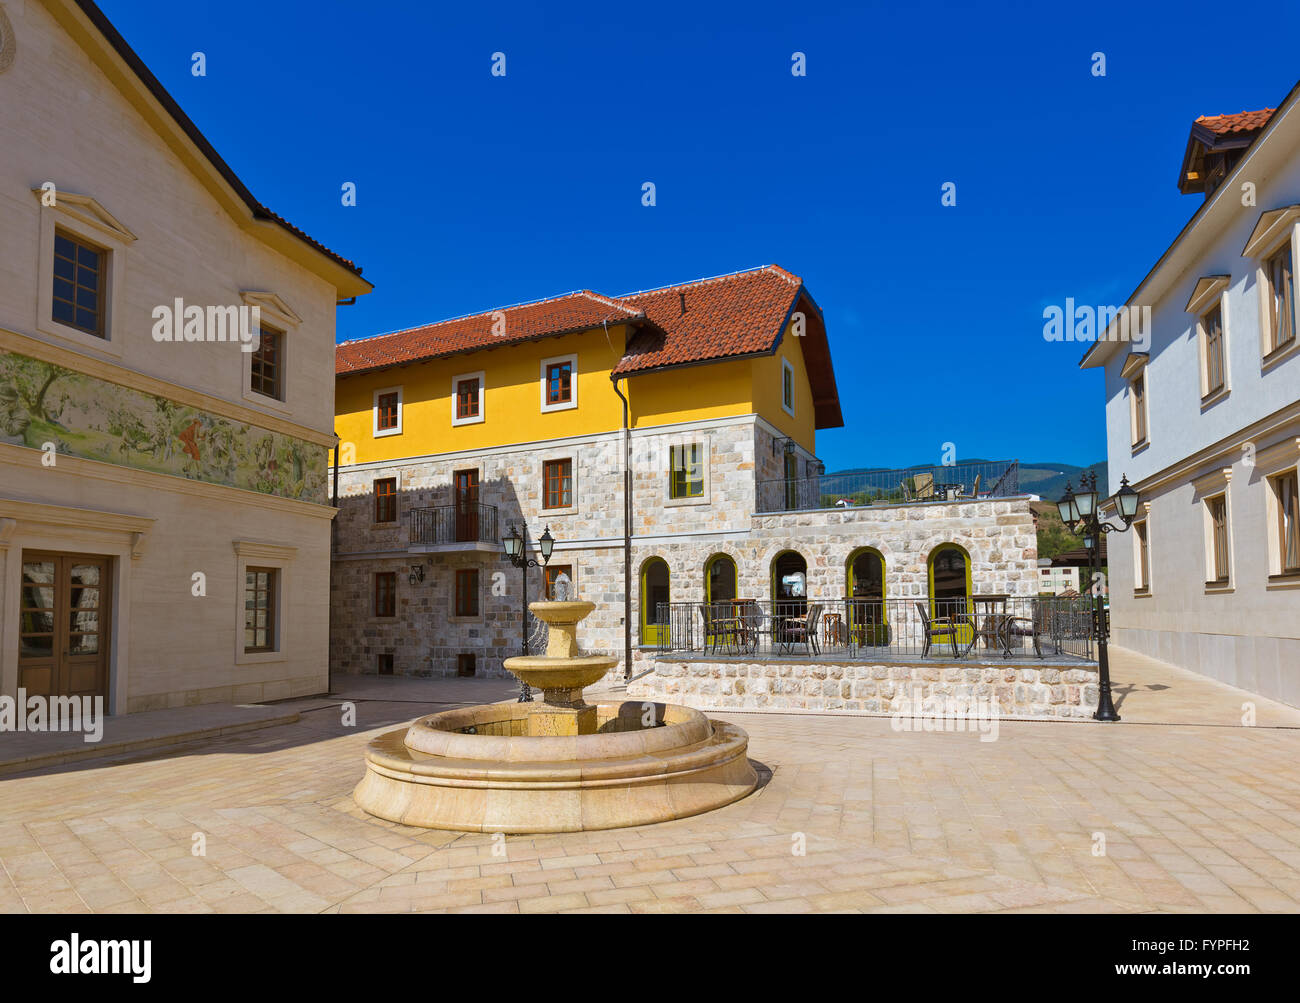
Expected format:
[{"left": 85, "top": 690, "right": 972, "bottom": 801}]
[{"left": 0, "top": 351, "right": 328, "bottom": 503}]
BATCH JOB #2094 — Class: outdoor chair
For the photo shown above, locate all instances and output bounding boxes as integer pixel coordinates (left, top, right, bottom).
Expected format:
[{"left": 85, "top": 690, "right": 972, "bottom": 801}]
[
  {"left": 997, "top": 601, "right": 1044, "bottom": 658},
  {"left": 698, "top": 603, "right": 741, "bottom": 655},
  {"left": 968, "top": 473, "right": 982, "bottom": 498},
  {"left": 915, "top": 601, "right": 974, "bottom": 658},
  {"left": 779, "top": 603, "right": 823, "bottom": 656}
]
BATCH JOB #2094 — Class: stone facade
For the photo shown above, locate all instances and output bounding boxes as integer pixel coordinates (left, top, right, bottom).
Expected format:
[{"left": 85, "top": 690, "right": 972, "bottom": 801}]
[
  {"left": 629, "top": 656, "right": 1100, "bottom": 720},
  {"left": 330, "top": 412, "right": 1039, "bottom": 685}
]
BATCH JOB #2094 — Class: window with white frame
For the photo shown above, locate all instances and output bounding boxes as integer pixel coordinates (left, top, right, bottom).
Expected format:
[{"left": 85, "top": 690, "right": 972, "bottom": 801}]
[
  {"left": 540, "top": 353, "right": 578, "bottom": 413},
  {"left": 1133, "top": 517, "right": 1150, "bottom": 593},
  {"left": 452, "top": 371, "right": 485, "bottom": 426},
  {"left": 1264, "top": 241, "right": 1296, "bottom": 356},
  {"left": 781, "top": 358, "right": 795, "bottom": 417},
  {"left": 1202, "top": 304, "right": 1226, "bottom": 398},
  {"left": 1130, "top": 371, "right": 1148, "bottom": 446},
  {"left": 1271, "top": 469, "right": 1300, "bottom": 578},
  {"left": 1205, "top": 493, "right": 1230, "bottom": 585},
  {"left": 373, "top": 386, "right": 403, "bottom": 437}
]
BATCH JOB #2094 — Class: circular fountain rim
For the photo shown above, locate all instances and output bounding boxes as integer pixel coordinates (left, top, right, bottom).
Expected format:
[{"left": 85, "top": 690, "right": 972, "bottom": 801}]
[{"left": 402, "top": 700, "right": 713, "bottom": 762}]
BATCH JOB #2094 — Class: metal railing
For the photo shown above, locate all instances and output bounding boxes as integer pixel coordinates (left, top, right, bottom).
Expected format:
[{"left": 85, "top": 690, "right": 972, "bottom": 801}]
[
  {"left": 653, "top": 595, "right": 1095, "bottom": 661},
  {"left": 757, "top": 459, "right": 1019, "bottom": 513},
  {"left": 409, "top": 502, "right": 499, "bottom": 546}
]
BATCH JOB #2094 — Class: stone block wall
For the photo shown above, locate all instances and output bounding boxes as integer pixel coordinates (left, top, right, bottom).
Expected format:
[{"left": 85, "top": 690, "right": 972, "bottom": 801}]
[{"left": 628, "top": 657, "right": 1100, "bottom": 720}]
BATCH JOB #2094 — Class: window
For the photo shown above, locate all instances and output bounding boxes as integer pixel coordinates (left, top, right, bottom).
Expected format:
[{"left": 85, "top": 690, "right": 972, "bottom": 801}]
[
  {"left": 546, "top": 362, "right": 572, "bottom": 404},
  {"left": 244, "top": 567, "right": 277, "bottom": 653},
  {"left": 373, "top": 387, "right": 403, "bottom": 437},
  {"left": 457, "top": 378, "right": 479, "bottom": 418},
  {"left": 374, "top": 572, "right": 397, "bottom": 617},
  {"left": 1203, "top": 304, "right": 1225, "bottom": 396},
  {"left": 1207, "top": 494, "right": 1230, "bottom": 584},
  {"left": 543, "top": 564, "right": 573, "bottom": 600},
  {"left": 640, "top": 558, "right": 670, "bottom": 645},
  {"left": 781, "top": 358, "right": 795, "bottom": 416},
  {"left": 669, "top": 443, "right": 704, "bottom": 499},
  {"left": 454, "top": 569, "right": 479, "bottom": 617},
  {"left": 1272, "top": 471, "right": 1300, "bottom": 576},
  {"left": 540, "top": 354, "right": 578, "bottom": 412},
  {"left": 1130, "top": 372, "right": 1147, "bottom": 446},
  {"left": 1265, "top": 242, "right": 1296, "bottom": 355},
  {"left": 452, "top": 371, "right": 485, "bottom": 426},
  {"left": 52, "top": 229, "right": 105, "bottom": 337},
  {"left": 1134, "top": 519, "right": 1150, "bottom": 592},
  {"left": 543, "top": 458, "right": 573, "bottom": 509},
  {"left": 374, "top": 477, "right": 397, "bottom": 523},
  {"left": 249, "top": 323, "right": 284, "bottom": 399}
]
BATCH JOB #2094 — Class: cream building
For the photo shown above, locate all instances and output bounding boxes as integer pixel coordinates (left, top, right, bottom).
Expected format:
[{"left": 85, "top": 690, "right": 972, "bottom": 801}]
[
  {"left": 1082, "top": 87, "right": 1300, "bottom": 706},
  {"left": 0, "top": 0, "right": 371, "bottom": 713}
]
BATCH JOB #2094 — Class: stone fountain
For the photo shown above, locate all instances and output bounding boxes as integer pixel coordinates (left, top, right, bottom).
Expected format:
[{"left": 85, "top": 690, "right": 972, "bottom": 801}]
[{"left": 354, "top": 599, "right": 757, "bottom": 832}]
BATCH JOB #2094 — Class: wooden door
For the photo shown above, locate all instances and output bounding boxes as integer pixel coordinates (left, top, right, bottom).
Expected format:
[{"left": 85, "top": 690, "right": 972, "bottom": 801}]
[
  {"left": 453, "top": 469, "right": 479, "bottom": 542},
  {"left": 18, "top": 553, "right": 110, "bottom": 699}
]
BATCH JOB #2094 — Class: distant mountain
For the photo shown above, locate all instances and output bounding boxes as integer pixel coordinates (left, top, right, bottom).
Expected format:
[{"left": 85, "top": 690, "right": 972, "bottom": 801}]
[
  {"left": 1017, "top": 461, "right": 1108, "bottom": 502},
  {"left": 825, "top": 459, "right": 1108, "bottom": 502}
]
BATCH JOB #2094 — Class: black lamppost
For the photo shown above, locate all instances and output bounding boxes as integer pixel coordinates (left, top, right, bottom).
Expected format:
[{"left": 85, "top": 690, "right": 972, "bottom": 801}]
[
  {"left": 501, "top": 522, "right": 554, "bottom": 702},
  {"left": 1056, "top": 471, "right": 1140, "bottom": 722}
]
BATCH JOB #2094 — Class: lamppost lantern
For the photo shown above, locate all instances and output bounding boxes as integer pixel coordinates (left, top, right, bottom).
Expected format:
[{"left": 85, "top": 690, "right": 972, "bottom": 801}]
[
  {"left": 784, "top": 437, "right": 797, "bottom": 458},
  {"left": 503, "top": 522, "right": 558, "bottom": 702},
  {"left": 1112, "top": 475, "right": 1140, "bottom": 525},
  {"left": 1054, "top": 471, "right": 1141, "bottom": 723},
  {"left": 1056, "top": 483, "right": 1079, "bottom": 527},
  {"left": 1074, "top": 482, "right": 1098, "bottom": 520}
]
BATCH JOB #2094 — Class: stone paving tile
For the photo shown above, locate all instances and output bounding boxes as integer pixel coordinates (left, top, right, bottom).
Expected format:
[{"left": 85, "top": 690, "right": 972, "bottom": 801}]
[{"left": 0, "top": 656, "right": 1298, "bottom": 914}]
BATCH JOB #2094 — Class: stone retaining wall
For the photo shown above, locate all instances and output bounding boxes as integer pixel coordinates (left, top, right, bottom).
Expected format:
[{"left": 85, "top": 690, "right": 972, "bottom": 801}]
[{"left": 628, "top": 657, "right": 1101, "bottom": 719}]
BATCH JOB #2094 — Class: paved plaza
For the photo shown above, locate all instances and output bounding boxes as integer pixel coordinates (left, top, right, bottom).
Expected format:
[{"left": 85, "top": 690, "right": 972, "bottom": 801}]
[{"left": 0, "top": 649, "right": 1298, "bottom": 914}]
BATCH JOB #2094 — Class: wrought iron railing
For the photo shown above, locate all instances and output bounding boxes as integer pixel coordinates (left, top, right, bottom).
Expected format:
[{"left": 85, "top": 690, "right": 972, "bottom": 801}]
[
  {"left": 653, "top": 595, "right": 1095, "bottom": 661},
  {"left": 756, "top": 459, "right": 1019, "bottom": 513},
  {"left": 409, "top": 502, "right": 499, "bottom": 546}
]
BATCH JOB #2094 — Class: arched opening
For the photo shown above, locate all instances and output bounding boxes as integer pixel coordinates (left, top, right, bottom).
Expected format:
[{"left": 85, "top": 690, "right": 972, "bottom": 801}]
[
  {"left": 846, "top": 547, "right": 889, "bottom": 646},
  {"left": 770, "top": 550, "right": 808, "bottom": 627},
  {"left": 640, "top": 558, "right": 670, "bottom": 646},
  {"left": 928, "top": 544, "right": 974, "bottom": 646},
  {"left": 705, "top": 554, "right": 737, "bottom": 604}
]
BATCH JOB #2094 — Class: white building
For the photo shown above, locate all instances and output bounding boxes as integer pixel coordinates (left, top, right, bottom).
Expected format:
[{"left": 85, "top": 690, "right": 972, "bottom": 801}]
[
  {"left": 0, "top": 0, "right": 370, "bottom": 712},
  {"left": 1082, "top": 88, "right": 1300, "bottom": 706}
]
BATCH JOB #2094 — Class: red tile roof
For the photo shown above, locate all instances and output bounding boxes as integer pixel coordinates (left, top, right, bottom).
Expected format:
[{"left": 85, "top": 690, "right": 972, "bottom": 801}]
[
  {"left": 1195, "top": 108, "right": 1275, "bottom": 136},
  {"left": 336, "top": 264, "right": 844, "bottom": 428},
  {"left": 335, "top": 291, "right": 644, "bottom": 375},
  {"left": 613, "top": 265, "right": 803, "bottom": 374}
]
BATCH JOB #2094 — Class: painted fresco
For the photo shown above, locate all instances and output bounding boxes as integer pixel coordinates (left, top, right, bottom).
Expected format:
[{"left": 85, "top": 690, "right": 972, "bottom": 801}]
[{"left": 0, "top": 352, "right": 328, "bottom": 503}]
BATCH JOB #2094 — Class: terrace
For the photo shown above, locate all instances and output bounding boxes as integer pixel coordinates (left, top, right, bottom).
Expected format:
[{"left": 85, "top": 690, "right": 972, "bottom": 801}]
[
  {"left": 757, "top": 458, "right": 1020, "bottom": 513},
  {"left": 654, "top": 596, "right": 1097, "bottom": 665}
]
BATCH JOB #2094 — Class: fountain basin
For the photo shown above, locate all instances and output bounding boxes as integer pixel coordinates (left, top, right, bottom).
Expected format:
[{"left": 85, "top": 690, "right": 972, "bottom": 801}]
[{"left": 353, "top": 699, "right": 757, "bottom": 832}]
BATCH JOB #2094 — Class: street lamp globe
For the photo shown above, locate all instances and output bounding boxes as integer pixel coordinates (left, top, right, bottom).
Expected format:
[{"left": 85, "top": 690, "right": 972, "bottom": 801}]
[
  {"left": 1056, "top": 483, "right": 1080, "bottom": 527},
  {"left": 538, "top": 526, "right": 555, "bottom": 562},
  {"left": 1112, "top": 475, "right": 1140, "bottom": 524}
]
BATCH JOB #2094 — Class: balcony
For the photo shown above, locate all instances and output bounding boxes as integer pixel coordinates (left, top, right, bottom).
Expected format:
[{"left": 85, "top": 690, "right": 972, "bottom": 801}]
[
  {"left": 756, "top": 459, "right": 1020, "bottom": 514},
  {"left": 408, "top": 502, "right": 499, "bottom": 553}
]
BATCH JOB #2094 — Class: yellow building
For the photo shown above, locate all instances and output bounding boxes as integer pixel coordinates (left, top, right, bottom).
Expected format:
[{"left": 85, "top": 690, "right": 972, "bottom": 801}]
[{"left": 331, "top": 266, "right": 842, "bottom": 680}]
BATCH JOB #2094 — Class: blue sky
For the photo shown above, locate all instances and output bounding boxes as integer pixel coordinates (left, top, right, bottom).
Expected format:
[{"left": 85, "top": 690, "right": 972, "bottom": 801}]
[{"left": 100, "top": 0, "right": 1300, "bottom": 472}]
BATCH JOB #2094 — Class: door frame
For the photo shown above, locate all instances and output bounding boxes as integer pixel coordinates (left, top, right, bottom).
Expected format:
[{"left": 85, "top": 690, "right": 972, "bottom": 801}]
[
  {"left": 17, "top": 550, "right": 113, "bottom": 701},
  {"left": 0, "top": 497, "right": 152, "bottom": 717}
]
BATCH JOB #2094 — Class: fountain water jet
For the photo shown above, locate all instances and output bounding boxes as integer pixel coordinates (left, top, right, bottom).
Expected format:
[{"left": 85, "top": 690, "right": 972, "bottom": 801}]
[{"left": 354, "top": 599, "right": 757, "bottom": 832}]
